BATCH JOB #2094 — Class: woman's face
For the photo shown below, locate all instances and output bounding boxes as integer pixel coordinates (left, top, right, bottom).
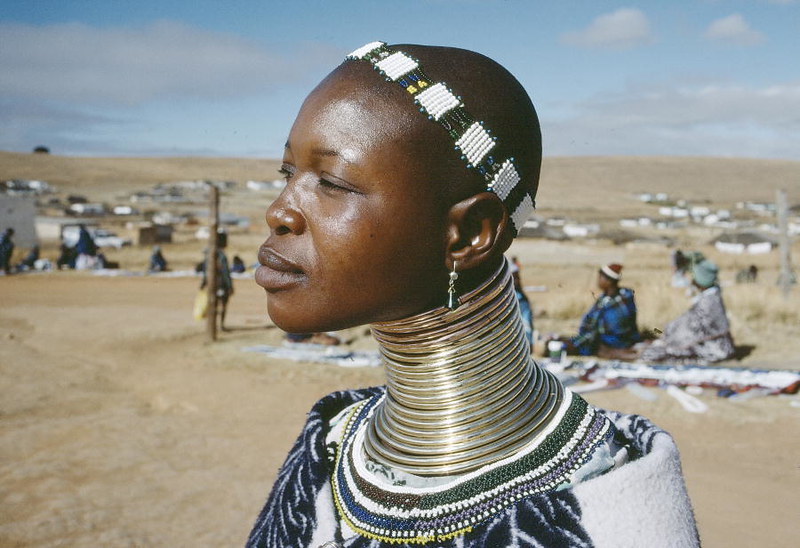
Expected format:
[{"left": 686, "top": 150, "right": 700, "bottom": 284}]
[
  {"left": 255, "top": 75, "right": 450, "bottom": 333},
  {"left": 597, "top": 272, "right": 612, "bottom": 292}
]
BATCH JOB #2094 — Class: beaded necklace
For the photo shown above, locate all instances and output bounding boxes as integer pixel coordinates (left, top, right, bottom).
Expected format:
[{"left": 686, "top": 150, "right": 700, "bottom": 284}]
[
  {"left": 330, "top": 390, "right": 611, "bottom": 544},
  {"left": 326, "top": 259, "right": 612, "bottom": 542}
]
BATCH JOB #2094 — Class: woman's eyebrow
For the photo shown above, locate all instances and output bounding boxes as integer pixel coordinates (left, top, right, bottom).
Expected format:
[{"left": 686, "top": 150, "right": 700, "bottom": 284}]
[
  {"left": 284, "top": 139, "right": 356, "bottom": 163},
  {"left": 311, "top": 147, "right": 357, "bottom": 163}
]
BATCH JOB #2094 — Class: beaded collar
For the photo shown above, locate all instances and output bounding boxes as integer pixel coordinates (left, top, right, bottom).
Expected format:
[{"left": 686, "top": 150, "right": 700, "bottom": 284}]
[
  {"left": 345, "top": 41, "right": 534, "bottom": 236},
  {"left": 330, "top": 390, "right": 611, "bottom": 544}
]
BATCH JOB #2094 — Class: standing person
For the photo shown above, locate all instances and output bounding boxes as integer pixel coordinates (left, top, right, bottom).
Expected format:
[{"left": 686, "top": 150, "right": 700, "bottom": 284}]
[
  {"left": 247, "top": 42, "right": 697, "bottom": 547},
  {"left": 74, "top": 224, "right": 98, "bottom": 270},
  {"left": 200, "top": 233, "right": 234, "bottom": 331},
  {"left": 0, "top": 228, "right": 15, "bottom": 274},
  {"left": 641, "top": 258, "right": 735, "bottom": 363}
]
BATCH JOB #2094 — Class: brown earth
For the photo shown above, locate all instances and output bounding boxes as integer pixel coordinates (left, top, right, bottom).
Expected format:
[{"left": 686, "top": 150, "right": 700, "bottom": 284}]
[
  {"left": 1, "top": 272, "right": 798, "bottom": 547},
  {"left": 1, "top": 153, "right": 799, "bottom": 546}
]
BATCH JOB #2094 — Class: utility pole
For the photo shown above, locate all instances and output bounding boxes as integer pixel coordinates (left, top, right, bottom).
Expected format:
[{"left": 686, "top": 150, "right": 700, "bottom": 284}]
[
  {"left": 207, "top": 182, "right": 219, "bottom": 341},
  {"left": 776, "top": 188, "right": 795, "bottom": 298}
]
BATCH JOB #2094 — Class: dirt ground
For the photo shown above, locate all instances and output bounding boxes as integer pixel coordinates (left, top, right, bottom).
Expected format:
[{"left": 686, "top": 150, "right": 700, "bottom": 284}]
[{"left": 1, "top": 271, "right": 798, "bottom": 547}]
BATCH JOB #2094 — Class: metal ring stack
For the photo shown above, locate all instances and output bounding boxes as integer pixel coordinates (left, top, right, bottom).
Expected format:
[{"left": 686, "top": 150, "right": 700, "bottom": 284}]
[{"left": 365, "top": 259, "right": 563, "bottom": 476}]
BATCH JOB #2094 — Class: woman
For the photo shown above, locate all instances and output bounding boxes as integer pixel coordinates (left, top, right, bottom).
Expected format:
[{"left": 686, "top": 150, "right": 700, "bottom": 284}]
[
  {"left": 564, "top": 263, "right": 641, "bottom": 359},
  {"left": 248, "top": 42, "right": 697, "bottom": 547},
  {"left": 642, "top": 258, "right": 735, "bottom": 364}
]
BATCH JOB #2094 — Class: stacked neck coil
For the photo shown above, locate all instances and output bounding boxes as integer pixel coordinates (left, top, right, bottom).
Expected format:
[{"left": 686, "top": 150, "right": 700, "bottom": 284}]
[{"left": 365, "top": 260, "right": 563, "bottom": 476}]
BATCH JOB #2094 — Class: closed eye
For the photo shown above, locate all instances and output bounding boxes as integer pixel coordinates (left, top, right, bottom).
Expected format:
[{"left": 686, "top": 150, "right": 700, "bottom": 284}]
[
  {"left": 319, "top": 173, "right": 363, "bottom": 195},
  {"left": 278, "top": 164, "right": 295, "bottom": 180},
  {"left": 319, "top": 178, "right": 349, "bottom": 192}
]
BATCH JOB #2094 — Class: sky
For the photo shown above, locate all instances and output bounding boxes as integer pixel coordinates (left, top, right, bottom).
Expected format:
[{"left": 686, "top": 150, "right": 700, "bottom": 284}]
[{"left": 1, "top": 0, "right": 798, "bottom": 160}]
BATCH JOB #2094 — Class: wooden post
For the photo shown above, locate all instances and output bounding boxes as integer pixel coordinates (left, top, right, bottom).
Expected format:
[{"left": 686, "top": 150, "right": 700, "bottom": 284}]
[
  {"left": 776, "top": 188, "right": 795, "bottom": 298},
  {"left": 207, "top": 182, "right": 219, "bottom": 341}
]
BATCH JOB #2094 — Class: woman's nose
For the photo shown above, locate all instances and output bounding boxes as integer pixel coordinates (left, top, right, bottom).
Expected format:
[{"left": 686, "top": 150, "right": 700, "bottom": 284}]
[{"left": 265, "top": 188, "right": 305, "bottom": 235}]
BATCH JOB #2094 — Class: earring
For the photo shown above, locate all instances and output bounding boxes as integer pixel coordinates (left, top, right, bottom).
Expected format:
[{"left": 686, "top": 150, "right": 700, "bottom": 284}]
[{"left": 447, "top": 261, "right": 460, "bottom": 310}]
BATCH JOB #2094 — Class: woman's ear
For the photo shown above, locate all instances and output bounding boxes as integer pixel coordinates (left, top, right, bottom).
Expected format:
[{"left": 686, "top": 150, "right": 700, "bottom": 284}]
[{"left": 445, "top": 192, "right": 513, "bottom": 269}]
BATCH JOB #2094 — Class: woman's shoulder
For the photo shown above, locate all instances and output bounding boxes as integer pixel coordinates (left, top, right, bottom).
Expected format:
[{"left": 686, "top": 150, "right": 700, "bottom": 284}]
[
  {"left": 309, "top": 386, "right": 384, "bottom": 419},
  {"left": 571, "top": 407, "right": 699, "bottom": 546},
  {"left": 618, "top": 286, "right": 636, "bottom": 299}
]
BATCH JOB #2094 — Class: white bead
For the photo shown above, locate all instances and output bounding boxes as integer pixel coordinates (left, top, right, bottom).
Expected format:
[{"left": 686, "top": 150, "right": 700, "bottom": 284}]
[
  {"left": 455, "top": 122, "right": 495, "bottom": 165},
  {"left": 511, "top": 195, "right": 534, "bottom": 233},
  {"left": 346, "top": 41, "right": 385, "bottom": 59},
  {"left": 375, "top": 52, "right": 418, "bottom": 80},
  {"left": 488, "top": 160, "right": 521, "bottom": 201},
  {"left": 416, "top": 83, "right": 461, "bottom": 120}
]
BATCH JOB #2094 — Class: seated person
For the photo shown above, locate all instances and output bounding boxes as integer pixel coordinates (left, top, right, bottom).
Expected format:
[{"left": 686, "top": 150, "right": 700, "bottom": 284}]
[
  {"left": 15, "top": 245, "right": 39, "bottom": 271},
  {"left": 641, "top": 258, "right": 735, "bottom": 364},
  {"left": 56, "top": 243, "right": 76, "bottom": 269},
  {"left": 230, "top": 255, "right": 246, "bottom": 273},
  {"left": 559, "top": 263, "right": 641, "bottom": 357},
  {"left": 671, "top": 249, "right": 705, "bottom": 288},
  {"left": 148, "top": 245, "right": 168, "bottom": 272}
]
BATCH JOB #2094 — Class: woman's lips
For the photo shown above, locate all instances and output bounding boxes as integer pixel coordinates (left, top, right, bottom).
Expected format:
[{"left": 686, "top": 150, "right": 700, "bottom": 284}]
[{"left": 255, "top": 246, "right": 304, "bottom": 291}]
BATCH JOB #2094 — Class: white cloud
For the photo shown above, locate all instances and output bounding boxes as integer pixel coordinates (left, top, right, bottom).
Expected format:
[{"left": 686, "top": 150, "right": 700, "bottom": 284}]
[
  {"left": 704, "top": 14, "right": 765, "bottom": 46},
  {"left": 0, "top": 21, "right": 339, "bottom": 105},
  {"left": 560, "top": 8, "right": 654, "bottom": 50},
  {"left": 543, "top": 80, "right": 800, "bottom": 159}
]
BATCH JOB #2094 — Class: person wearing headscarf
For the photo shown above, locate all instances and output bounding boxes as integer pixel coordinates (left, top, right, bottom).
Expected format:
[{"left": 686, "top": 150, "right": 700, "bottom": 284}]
[
  {"left": 642, "top": 258, "right": 735, "bottom": 363},
  {"left": 565, "top": 263, "right": 641, "bottom": 357},
  {"left": 672, "top": 249, "right": 705, "bottom": 288},
  {"left": 246, "top": 42, "right": 697, "bottom": 547}
]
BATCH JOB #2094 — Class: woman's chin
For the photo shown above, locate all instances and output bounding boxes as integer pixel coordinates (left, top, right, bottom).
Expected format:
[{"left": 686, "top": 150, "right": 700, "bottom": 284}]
[{"left": 266, "top": 299, "right": 326, "bottom": 334}]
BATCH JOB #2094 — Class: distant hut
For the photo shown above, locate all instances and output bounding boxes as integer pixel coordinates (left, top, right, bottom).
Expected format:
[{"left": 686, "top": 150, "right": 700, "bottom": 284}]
[{"left": 711, "top": 232, "right": 775, "bottom": 255}]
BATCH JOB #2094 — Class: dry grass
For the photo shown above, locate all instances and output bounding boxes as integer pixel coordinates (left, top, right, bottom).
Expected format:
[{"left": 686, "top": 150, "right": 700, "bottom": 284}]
[
  {"left": 510, "top": 239, "right": 800, "bottom": 367},
  {"left": 3, "top": 151, "right": 799, "bottom": 367}
]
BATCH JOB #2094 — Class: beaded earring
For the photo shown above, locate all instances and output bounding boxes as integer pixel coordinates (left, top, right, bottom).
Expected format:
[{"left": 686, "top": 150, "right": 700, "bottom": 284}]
[{"left": 447, "top": 261, "right": 460, "bottom": 310}]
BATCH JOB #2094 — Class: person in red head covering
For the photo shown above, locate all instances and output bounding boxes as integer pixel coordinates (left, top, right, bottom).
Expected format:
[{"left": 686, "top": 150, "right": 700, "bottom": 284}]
[{"left": 561, "top": 263, "right": 642, "bottom": 357}]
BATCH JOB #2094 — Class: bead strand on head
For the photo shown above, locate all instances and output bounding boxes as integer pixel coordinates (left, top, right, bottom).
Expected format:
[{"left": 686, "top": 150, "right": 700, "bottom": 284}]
[{"left": 345, "top": 41, "right": 535, "bottom": 236}]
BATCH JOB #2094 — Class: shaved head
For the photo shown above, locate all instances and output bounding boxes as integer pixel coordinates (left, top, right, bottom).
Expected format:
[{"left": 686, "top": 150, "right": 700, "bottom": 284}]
[{"left": 314, "top": 43, "right": 542, "bottom": 216}]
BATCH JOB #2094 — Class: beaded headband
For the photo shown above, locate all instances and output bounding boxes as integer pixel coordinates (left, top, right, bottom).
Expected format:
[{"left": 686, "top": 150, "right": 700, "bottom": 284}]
[{"left": 345, "top": 41, "right": 534, "bottom": 235}]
